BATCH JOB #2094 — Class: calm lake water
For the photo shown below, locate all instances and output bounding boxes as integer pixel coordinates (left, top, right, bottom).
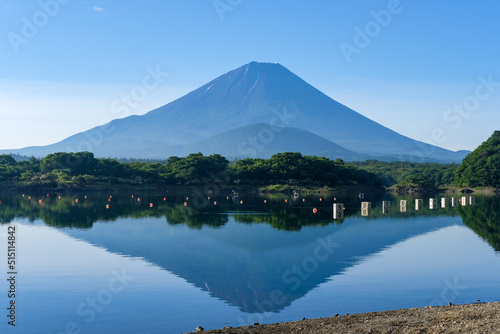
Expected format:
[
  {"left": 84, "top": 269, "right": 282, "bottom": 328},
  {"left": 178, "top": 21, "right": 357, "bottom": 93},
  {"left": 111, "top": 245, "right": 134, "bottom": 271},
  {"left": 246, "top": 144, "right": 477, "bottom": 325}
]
[{"left": 0, "top": 191, "right": 499, "bottom": 334}]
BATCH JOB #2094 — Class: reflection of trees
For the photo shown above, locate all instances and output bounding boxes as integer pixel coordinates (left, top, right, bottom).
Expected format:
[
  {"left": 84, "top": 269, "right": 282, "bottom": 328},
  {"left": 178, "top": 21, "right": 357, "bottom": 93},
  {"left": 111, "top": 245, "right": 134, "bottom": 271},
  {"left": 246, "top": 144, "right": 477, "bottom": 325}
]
[
  {"left": 2, "top": 193, "right": 500, "bottom": 242},
  {"left": 457, "top": 197, "right": 500, "bottom": 251},
  {"left": 164, "top": 205, "right": 228, "bottom": 229},
  {"left": 0, "top": 194, "right": 230, "bottom": 229},
  {"left": 233, "top": 208, "right": 335, "bottom": 231}
]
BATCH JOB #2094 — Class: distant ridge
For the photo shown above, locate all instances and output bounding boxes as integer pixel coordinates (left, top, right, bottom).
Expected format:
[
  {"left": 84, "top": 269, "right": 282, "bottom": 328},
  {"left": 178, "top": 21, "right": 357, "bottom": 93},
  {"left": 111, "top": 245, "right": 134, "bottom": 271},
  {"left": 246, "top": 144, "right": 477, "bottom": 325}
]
[{"left": 0, "top": 62, "right": 469, "bottom": 162}]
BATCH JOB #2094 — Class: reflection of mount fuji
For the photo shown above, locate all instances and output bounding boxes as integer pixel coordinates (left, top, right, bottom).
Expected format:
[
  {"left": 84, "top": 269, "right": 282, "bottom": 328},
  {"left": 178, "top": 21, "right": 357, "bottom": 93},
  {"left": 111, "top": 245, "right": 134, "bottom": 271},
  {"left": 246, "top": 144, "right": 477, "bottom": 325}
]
[{"left": 63, "top": 215, "right": 460, "bottom": 313}]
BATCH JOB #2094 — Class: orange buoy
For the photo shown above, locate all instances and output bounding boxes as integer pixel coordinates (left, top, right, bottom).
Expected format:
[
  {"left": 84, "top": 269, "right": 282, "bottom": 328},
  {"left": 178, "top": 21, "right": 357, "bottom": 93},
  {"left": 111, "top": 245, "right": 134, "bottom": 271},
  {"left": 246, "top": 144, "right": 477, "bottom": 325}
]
[
  {"left": 108, "top": 198, "right": 111, "bottom": 202},
  {"left": 313, "top": 208, "right": 318, "bottom": 213},
  {"left": 110, "top": 195, "right": 112, "bottom": 198},
  {"left": 184, "top": 202, "right": 188, "bottom": 206},
  {"left": 264, "top": 200, "right": 267, "bottom": 203},
  {"left": 85, "top": 196, "right": 87, "bottom": 199},
  {"left": 39, "top": 200, "right": 42, "bottom": 203},
  {"left": 186, "top": 197, "right": 189, "bottom": 200},
  {"left": 226, "top": 196, "right": 229, "bottom": 200},
  {"left": 303, "top": 199, "right": 305, "bottom": 202},
  {"left": 214, "top": 201, "right": 217, "bottom": 205},
  {"left": 137, "top": 198, "right": 141, "bottom": 202},
  {"left": 208, "top": 197, "right": 211, "bottom": 200},
  {"left": 163, "top": 197, "right": 166, "bottom": 201},
  {"left": 47, "top": 194, "right": 49, "bottom": 197},
  {"left": 320, "top": 198, "right": 323, "bottom": 201},
  {"left": 240, "top": 200, "right": 243, "bottom": 205},
  {"left": 150, "top": 203, "right": 153, "bottom": 208},
  {"left": 106, "top": 204, "right": 109, "bottom": 209},
  {"left": 75, "top": 199, "right": 78, "bottom": 203},
  {"left": 58, "top": 196, "right": 61, "bottom": 199},
  {"left": 285, "top": 199, "right": 288, "bottom": 203},
  {"left": 132, "top": 195, "right": 134, "bottom": 198}
]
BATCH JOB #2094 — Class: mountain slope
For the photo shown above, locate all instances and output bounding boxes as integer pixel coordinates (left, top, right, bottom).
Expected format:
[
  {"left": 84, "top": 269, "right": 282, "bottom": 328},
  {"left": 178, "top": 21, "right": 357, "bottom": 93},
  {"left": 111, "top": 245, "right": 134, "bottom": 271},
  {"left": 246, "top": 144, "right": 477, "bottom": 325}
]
[
  {"left": 179, "top": 123, "right": 371, "bottom": 161},
  {"left": 455, "top": 130, "right": 500, "bottom": 187},
  {"left": 1, "top": 62, "right": 468, "bottom": 162}
]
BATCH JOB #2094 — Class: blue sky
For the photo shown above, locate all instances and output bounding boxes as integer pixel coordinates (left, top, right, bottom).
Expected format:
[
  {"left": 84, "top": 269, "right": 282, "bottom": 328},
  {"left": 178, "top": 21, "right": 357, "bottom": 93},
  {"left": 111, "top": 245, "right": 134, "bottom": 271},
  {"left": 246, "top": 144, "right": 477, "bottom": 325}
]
[{"left": 1, "top": 0, "right": 499, "bottom": 151}]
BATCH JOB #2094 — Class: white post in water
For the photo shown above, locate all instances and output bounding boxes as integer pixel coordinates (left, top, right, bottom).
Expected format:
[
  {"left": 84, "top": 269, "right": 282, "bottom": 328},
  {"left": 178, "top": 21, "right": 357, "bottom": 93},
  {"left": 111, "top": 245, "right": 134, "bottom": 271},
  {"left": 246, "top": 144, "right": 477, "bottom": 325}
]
[
  {"left": 469, "top": 196, "right": 476, "bottom": 205},
  {"left": 451, "top": 197, "right": 458, "bottom": 207},
  {"left": 461, "top": 196, "right": 467, "bottom": 206},
  {"left": 361, "top": 202, "right": 371, "bottom": 216},
  {"left": 333, "top": 203, "right": 344, "bottom": 219},
  {"left": 441, "top": 198, "right": 449, "bottom": 208},
  {"left": 429, "top": 198, "right": 437, "bottom": 209},
  {"left": 415, "top": 199, "right": 423, "bottom": 210},
  {"left": 400, "top": 200, "right": 408, "bottom": 212},
  {"left": 382, "top": 201, "right": 391, "bottom": 214}
]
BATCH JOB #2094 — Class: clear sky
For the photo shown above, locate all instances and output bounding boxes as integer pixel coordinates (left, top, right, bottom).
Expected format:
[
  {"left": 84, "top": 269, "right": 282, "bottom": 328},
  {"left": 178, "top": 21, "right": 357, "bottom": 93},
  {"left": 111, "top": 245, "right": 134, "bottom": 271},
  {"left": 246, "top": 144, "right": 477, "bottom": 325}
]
[{"left": 1, "top": 0, "right": 499, "bottom": 152}]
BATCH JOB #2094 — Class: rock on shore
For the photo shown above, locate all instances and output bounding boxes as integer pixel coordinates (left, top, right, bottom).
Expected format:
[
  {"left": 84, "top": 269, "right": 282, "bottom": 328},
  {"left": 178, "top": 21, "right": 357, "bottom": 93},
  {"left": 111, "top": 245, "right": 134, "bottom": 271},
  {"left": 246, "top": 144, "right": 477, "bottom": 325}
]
[{"left": 189, "top": 302, "right": 500, "bottom": 333}]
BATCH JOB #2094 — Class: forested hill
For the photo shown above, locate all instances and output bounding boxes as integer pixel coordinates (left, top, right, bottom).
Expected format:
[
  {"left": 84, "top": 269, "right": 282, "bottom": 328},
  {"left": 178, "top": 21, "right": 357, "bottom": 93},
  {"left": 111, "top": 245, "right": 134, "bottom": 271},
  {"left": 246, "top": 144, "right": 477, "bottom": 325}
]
[{"left": 455, "top": 131, "right": 500, "bottom": 188}]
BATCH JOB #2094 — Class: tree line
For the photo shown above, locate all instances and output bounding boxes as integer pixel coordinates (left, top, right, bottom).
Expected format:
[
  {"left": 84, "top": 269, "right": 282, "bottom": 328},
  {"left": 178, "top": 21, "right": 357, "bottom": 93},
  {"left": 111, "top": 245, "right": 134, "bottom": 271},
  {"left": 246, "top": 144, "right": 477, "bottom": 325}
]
[
  {"left": 0, "top": 152, "right": 380, "bottom": 188},
  {"left": 1, "top": 130, "right": 499, "bottom": 190}
]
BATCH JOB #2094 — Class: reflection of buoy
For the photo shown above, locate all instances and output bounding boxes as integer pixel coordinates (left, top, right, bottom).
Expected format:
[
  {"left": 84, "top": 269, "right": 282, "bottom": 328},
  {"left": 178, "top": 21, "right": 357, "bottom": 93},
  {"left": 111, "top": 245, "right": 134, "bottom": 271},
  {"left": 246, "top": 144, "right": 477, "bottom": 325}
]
[
  {"left": 184, "top": 202, "right": 187, "bottom": 206},
  {"left": 313, "top": 208, "right": 318, "bottom": 213},
  {"left": 106, "top": 204, "right": 109, "bottom": 209}
]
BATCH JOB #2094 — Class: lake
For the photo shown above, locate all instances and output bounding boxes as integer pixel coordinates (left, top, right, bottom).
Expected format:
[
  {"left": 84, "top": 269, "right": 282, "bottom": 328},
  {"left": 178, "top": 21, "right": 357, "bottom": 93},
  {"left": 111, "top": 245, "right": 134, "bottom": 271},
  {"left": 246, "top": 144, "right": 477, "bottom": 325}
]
[{"left": 1, "top": 190, "right": 499, "bottom": 334}]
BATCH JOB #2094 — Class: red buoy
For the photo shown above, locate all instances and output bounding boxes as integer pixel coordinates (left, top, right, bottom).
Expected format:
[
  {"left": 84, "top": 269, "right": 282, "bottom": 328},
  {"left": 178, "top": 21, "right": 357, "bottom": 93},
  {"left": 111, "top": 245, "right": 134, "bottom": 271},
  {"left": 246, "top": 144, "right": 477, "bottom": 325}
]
[{"left": 313, "top": 208, "right": 318, "bottom": 214}]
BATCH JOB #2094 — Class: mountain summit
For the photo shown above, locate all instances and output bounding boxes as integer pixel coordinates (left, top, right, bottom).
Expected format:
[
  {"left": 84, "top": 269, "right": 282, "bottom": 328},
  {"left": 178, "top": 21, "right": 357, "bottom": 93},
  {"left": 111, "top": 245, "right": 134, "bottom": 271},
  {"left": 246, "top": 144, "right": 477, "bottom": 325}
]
[{"left": 3, "top": 62, "right": 468, "bottom": 162}]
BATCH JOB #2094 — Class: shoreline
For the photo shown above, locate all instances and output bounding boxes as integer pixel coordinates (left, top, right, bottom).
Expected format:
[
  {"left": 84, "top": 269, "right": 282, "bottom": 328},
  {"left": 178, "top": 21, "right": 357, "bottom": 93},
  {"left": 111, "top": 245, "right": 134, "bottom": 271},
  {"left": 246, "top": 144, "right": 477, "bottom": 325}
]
[{"left": 192, "top": 302, "right": 500, "bottom": 333}]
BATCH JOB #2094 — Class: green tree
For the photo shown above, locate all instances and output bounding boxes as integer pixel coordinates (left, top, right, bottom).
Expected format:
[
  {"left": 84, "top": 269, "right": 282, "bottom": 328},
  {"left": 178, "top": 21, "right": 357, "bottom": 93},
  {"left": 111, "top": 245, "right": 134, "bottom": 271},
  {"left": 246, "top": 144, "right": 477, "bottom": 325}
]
[{"left": 455, "top": 131, "right": 500, "bottom": 187}]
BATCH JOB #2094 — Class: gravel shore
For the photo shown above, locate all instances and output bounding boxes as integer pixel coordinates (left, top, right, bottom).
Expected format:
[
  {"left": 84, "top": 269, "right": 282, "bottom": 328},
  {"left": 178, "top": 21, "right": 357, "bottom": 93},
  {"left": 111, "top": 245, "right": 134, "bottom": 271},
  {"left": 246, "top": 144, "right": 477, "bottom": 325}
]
[{"left": 188, "top": 302, "right": 500, "bottom": 333}]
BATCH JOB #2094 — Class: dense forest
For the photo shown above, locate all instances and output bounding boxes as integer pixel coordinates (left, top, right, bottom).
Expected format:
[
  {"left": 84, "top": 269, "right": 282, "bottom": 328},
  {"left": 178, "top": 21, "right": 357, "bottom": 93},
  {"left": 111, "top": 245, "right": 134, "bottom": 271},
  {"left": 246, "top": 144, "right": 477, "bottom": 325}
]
[
  {"left": 455, "top": 130, "right": 500, "bottom": 188},
  {"left": 0, "top": 151, "right": 380, "bottom": 189},
  {"left": 1, "top": 131, "right": 499, "bottom": 190}
]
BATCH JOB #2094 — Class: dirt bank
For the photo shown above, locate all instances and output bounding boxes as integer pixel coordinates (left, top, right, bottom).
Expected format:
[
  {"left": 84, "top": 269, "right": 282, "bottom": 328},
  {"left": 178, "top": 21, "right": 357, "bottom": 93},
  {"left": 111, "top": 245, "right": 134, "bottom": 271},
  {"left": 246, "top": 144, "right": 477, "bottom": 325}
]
[{"left": 189, "top": 302, "right": 500, "bottom": 333}]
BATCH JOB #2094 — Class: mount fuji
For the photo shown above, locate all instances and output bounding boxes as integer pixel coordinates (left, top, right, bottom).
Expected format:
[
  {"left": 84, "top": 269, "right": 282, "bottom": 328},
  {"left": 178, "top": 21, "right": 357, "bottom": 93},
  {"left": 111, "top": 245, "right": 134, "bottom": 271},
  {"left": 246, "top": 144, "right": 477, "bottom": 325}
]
[{"left": 2, "top": 62, "right": 468, "bottom": 162}]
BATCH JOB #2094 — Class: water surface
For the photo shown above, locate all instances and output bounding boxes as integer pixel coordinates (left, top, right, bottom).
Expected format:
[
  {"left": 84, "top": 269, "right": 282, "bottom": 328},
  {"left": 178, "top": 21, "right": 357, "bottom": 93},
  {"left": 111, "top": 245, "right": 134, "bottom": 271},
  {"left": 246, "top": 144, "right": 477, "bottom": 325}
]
[{"left": 0, "top": 192, "right": 499, "bottom": 333}]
